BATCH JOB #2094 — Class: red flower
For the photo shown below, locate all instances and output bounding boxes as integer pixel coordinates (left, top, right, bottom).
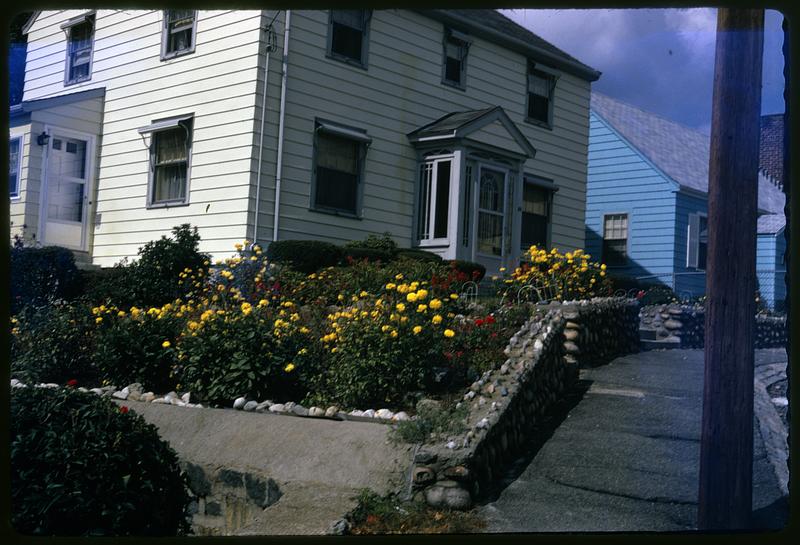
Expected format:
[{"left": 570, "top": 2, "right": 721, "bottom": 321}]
[
  {"left": 456, "top": 351, "right": 464, "bottom": 358},
  {"left": 444, "top": 351, "right": 453, "bottom": 360},
  {"left": 485, "top": 315, "right": 496, "bottom": 324},
  {"left": 66, "top": 379, "right": 78, "bottom": 387},
  {"left": 490, "top": 332, "right": 498, "bottom": 338},
  {"left": 119, "top": 406, "right": 129, "bottom": 414},
  {"left": 366, "top": 514, "right": 379, "bottom": 525},
  {"left": 636, "top": 290, "right": 645, "bottom": 300}
]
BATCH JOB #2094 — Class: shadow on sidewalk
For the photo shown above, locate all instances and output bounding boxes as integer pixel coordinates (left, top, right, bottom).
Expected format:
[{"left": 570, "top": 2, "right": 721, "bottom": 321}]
[{"left": 476, "top": 379, "right": 593, "bottom": 505}]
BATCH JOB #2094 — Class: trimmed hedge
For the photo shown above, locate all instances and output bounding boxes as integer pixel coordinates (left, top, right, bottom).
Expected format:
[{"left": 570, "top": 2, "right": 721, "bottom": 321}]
[
  {"left": 266, "top": 240, "right": 343, "bottom": 273},
  {"left": 449, "top": 260, "right": 486, "bottom": 282},
  {"left": 10, "top": 245, "right": 83, "bottom": 313},
  {"left": 342, "top": 247, "right": 394, "bottom": 264},
  {"left": 11, "top": 387, "right": 191, "bottom": 536},
  {"left": 396, "top": 249, "right": 444, "bottom": 263}
]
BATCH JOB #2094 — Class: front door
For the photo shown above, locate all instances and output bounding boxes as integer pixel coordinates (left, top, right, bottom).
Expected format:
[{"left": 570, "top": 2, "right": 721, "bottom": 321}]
[
  {"left": 473, "top": 165, "right": 508, "bottom": 274},
  {"left": 40, "top": 130, "right": 93, "bottom": 250}
]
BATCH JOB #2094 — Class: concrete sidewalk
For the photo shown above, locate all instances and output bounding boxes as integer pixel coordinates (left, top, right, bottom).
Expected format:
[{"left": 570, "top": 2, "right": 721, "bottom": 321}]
[{"left": 477, "top": 349, "right": 789, "bottom": 532}]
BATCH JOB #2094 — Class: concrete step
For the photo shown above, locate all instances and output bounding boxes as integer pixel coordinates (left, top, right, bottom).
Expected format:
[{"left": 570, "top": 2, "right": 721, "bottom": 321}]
[
  {"left": 639, "top": 328, "right": 659, "bottom": 341},
  {"left": 640, "top": 338, "right": 682, "bottom": 350}
]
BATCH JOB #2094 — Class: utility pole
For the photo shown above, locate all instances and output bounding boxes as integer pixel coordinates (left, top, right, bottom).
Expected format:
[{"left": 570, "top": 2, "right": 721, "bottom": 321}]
[{"left": 698, "top": 8, "right": 764, "bottom": 530}]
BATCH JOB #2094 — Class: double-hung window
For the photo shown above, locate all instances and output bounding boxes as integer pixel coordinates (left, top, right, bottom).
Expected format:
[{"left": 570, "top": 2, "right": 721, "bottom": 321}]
[
  {"left": 687, "top": 213, "right": 708, "bottom": 270},
  {"left": 417, "top": 156, "right": 453, "bottom": 243},
  {"left": 62, "top": 13, "right": 95, "bottom": 85},
  {"left": 602, "top": 213, "right": 628, "bottom": 266},
  {"left": 9, "top": 136, "right": 22, "bottom": 198},
  {"left": 327, "top": 10, "right": 371, "bottom": 67},
  {"left": 139, "top": 115, "right": 193, "bottom": 207},
  {"left": 442, "top": 29, "right": 470, "bottom": 89},
  {"left": 526, "top": 62, "right": 558, "bottom": 127},
  {"left": 312, "top": 120, "right": 370, "bottom": 216},
  {"left": 162, "top": 10, "right": 197, "bottom": 59},
  {"left": 521, "top": 178, "right": 553, "bottom": 251}
]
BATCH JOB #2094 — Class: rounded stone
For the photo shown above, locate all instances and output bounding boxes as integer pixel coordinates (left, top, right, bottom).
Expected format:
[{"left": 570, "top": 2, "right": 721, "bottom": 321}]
[
  {"left": 362, "top": 409, "right": 376, "bottom": 418},
  {"left": 243, "top": 400, "right": 259, "bottom": 412},
  {"left": 376, "top": 408, "right": 394, "bottom": 420},
  {"left": 181, "top": 392, "right": 191, "bottom": 404},
  {"left": 233, "top": 397, "right": 247, "bottom": 410},
  {"left": 292, "top": 405, "right": 309, "bottom": 416},
  {"left": 392, "top": 411, "right": 410, "bottom": 421},
  {"left": 255, "top": 401, "right": 272, "bottom": 413},
  {"left": 309, "top": 406, "right": 326, "bottom": 417},
  {"left": 414, "top": 450, "right": 437, "bottom": 464},
  {"left": 412, "top": 466, "right": 436, "bottom": 485},
  {"left": 268, "top": 403, "right": 286, "bottom": 413},
  {"left": 325, "top": 406, "right": 340, "bottom": 418},
  {"left": 563, "top": 329, "right": 579, "bottom": 341},
  {"left": 141, "top": 392, "right": 156, "bottom": 403}
]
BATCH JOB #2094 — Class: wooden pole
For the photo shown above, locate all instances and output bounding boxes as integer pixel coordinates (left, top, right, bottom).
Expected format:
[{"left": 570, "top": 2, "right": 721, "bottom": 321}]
[{"left": 698, "top": 8, "right": 764, "bottom": 530}]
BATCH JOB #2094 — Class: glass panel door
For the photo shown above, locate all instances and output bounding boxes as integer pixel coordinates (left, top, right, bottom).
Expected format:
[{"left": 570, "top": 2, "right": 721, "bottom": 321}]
[
  {"left": 477, "top": 167, "right": 506, "bottom": 257},
  {"left": 43, "top": 134, "right": 90, "bottom": 249}
]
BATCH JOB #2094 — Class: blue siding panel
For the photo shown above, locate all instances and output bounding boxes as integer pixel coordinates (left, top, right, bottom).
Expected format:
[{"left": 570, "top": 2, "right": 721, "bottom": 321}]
[
  {"left": 756, "top": 232, "right": 786, "bottom": 310},
  {"left": 586, "top": 112, "right": 677, "bottom": 284}
]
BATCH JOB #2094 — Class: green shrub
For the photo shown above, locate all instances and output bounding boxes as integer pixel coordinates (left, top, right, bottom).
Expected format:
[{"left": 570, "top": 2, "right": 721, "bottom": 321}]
[
  {"left": 11, "top": 387, "right": 191, "bottom": 536},
  {"left": 11, "top": 301, "right": 99, "bottom": 385},
  {"left": 92, "top": 304, "right": 186, "bottom": 393},
  {"left": 344, "top": 233, "right": 398, "bottom": 255},
  {"left": 10, "top": 244, "right": 83, "bottom": 313},
  {"left": 79, "top": 265, "right": 138, "bottom": 307},
  {"left": 266, "top": 239, "right": 343, "bottom": 274},
  {"left": 342, "top": 247, "right": 394, "bottom": 264},
  {"left": 177, "top": 301, "right": 318, "bottom": 405},
  {"left": 396, "top": 248, "right": 443, "bottom": 263},
  {"left": 449, "top": 260, "right": 486, "bottom": 282},
  {"left": 640, "top": 286, "right": 677, "bottom": 306},
  {"left": 390, "top": 400, "right": 468, "bottom": 444}
]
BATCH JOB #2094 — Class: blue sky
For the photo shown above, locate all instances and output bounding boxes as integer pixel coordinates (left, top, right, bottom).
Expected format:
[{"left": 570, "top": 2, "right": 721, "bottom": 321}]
[{"left": 500, "top": 8, "right": 786, "bottom": 135}]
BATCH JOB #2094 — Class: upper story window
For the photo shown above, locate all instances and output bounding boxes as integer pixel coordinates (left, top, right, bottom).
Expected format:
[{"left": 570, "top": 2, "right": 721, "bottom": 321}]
[
  {"left": 603, "top": 213, "right": 628, "bottom": 267},
  {"left": 526, "top": 62, "right": 558, "bottom": 127},
  {"left": 138, "top": 115, "right": 194, "bottom": 207},
  {"left": 312, "top": 120, "right": 371, "bottom": 216},
  {"left": 162, "top": 10, "right": 197, "bottom": 59},
  {"left": 62, "top": 13, "right": 95, "bottom": 85},
  {"left": 9, "top": 136, "right": 22, "bottom": 198},
  {"left": 327, "top": 10, "right": 371, "bottom": 68},
  {"left": 442, "top": 29, "right": 470, "bottom": 89}
]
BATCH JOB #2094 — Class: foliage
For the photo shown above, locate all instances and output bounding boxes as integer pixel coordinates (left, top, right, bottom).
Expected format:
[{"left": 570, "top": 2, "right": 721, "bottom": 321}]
[
  {"left": 499, "top": 245, "right": 612, "bottom": 301},
  {"left": 80, "top": 265, "right": 137, "bottom": 307},
  {"left": 342, "top": 247, "right": 394, "bottom": 264},
  {"left": 390, "top": 400, "right": 468, "bottom": 444},
  {"left": 11, "top": 301, "right": 100, "bottom": 385},
  {"left": 10, "top": 242, "right": 83, "bottom": 313},
  {"left": 448, "top": 260, "right": 486, "bottom": 283},
  {"left": 306, "top": 281, "right": 461, "bottom": 408},
  {"left": 395, "top": 248, "right": 443, "bottom": 263},
  {"left": 11, "top": 387, "right": 191, "bottom": 536},
  {"left": 343, "top": 232, "right": 398, "bottom": 255},
  {"left": 639, "top": 285, "right": 677, "bottom": 306},
  {"left": 91, "top": 302, "right": 186, "bottom": 393},
  {"left": 449, "top": 306, "right": 530, "bottom": 376},
  {"left": 176, "top": 299, "right": 319, "bottom": 405},
  {"left": 207, "top": 242, "right": 274, "bottom": 303},
  {"left": 266, "top": 239, "right": 343, "bottom": 274}
]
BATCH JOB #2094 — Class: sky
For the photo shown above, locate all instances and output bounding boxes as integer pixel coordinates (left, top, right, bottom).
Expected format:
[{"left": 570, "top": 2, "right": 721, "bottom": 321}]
[{"left": 499, "top": 8, "right": 786, "bottom": 135}]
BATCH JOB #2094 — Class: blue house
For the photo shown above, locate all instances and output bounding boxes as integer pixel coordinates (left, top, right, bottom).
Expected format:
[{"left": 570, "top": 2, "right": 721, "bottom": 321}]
[{"left": 586, "top": 93, "right": 786, "bottom": 310}]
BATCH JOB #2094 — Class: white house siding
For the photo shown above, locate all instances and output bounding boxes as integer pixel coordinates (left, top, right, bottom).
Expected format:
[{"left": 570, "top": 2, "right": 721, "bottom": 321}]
[
  {"left": 258, "top": 10, "right": 591, "bottom": 251},
  {"left": 23, "top": 10, "right": 264, "bottom": 266}
]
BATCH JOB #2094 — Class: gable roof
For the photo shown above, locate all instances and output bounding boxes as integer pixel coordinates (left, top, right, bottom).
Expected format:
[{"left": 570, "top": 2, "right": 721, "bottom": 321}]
[
  {"left": 757, "top": 214, "right": 785, "bottom": 235},
  {"left": 419, "top": 9, "right": 600, "bottom": 82},
  {"left": 590, "top": 92, "right": 785, "bottom": 221},
  {"left": 408, "top": 106, "right": 537, "bottom": 158}
]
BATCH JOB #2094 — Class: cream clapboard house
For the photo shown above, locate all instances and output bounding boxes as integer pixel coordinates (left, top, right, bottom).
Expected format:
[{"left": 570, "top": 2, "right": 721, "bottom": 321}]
[{"left": 10, "top": 9, "right": 600, "bottom": 272}]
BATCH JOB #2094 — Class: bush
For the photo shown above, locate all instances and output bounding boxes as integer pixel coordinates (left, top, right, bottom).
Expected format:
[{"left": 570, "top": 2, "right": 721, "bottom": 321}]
[
  {"left": 11, "top": 301, "right": 99, "bottom": 385},
  {"left": 91, "top": 304, "right": 186, "bottom": 393},
  {"left": 396, "top": 249, "right": 443, "bottom": 263},
  {"left": 341, "top": 247, "right": 394, "bottom": 264},
  {"left": 176, "top": 300, "right": 318, "bottom": 405},
  {"left": 79, "top": 265, "right": 138, "bottom": 307},
  {"left": 390, "top": 400, "right": 468, "bottom": 444},
  {"left": 266, "top": 240, "right": 343, "bottom": 274},
  {"left": 449, "top": 260, "right": 486, "bottom": 283},
  {"left": 11, "top": 387, "right": 191, "bottom": 536},
  {"left": 344, "top": 233, "right": 398, "bottom": 255},
  {"left": 10, "top": 244, "right": 83, "bottom": 313},
  {"left": 639, "top": 286, "right": 677, "bottom": 306}
]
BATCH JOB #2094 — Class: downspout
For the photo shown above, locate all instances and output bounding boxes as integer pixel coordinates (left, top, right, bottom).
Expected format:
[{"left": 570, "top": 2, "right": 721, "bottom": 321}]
[
  {"left": 251, "top": 13, "right": 279, "bottom": 246},
  {"left": 272, "top": 10, "right": 291, "bottom": 242}
]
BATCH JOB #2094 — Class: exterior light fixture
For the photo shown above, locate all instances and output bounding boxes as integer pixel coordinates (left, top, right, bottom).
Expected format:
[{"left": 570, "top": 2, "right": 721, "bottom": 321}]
[{"left": 37, "top": 131, "right": 50, "bottom": 146}]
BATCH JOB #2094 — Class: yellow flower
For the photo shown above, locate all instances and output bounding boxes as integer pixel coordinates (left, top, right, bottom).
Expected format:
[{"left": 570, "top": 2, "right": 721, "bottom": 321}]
[
  {"left": 396, "top": 303, "right": 406, "bottom": 312},
  {"left": 235, "top": 243, "right": 243, "bottom": 251},
  {"left": 499, "top": 267, "right": 506, "bottom": 272},
  {"left": 413, "top": 325, "right": 422, "bottom": 335},
  {"left": 359, "top": 290, "right": 368, "bottom": 297},
  {"left": 381, "top": 324, "right": 390, "bottom": 332},
  {"left": 95, "top": 317, "right": 103, "bottom": 324},
  {"left": 337, "top": 294, "right": 344, "bottom": 301},
  {"left": 390, "top": 330, "right": 398, "bottom": 338},
  {"left": 429, "top": 299, "right": 442, "bottom": 310},
  {"left": 188, "top": 321, "right": 199, "bottom": 330},
  {"left": 417, "top": 304, "right": 428, "bottom": 313},
  {"left": 258, "top": 299, "right": 268, "bottom": 307},
  {"left": 450, "top": 293, "right": 459, "bottom": 300},
  {"left": 443, "top": 329, "right": 455, "bottom": 338},
  {"left": 395, "top": 273, "right": 404, "bottom": 280},
  {"left": 385, "top": 283, "right": 396, "bottom": 290},
  {"left": 300, "top": 326, "right": 310, "bottom": 334},
  {"left": 162, "top": 340, "right": 171, "bottom": 348},
  {"left": 406, "top": 292, "right": 418, "bottom": 303},
  {"left": 432, "top": 315, "right": 443, "bottom": 325},
  {"left": 117, "top": 311, "right": 126, "bottom": 317},
  {"left": 284, "top": 363, "right": 295, "bottom": 373},
  {"left": 416, "top": 289, "right": 428, "bottom": 300}
]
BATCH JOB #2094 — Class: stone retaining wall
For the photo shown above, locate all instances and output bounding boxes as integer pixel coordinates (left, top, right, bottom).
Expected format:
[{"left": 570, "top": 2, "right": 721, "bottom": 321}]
[
  {"left": 640, "top": 304, "right": 787, "bottom": 348},
  {"left": 411, "top": 298, "right": 641, "bottom": 509}
]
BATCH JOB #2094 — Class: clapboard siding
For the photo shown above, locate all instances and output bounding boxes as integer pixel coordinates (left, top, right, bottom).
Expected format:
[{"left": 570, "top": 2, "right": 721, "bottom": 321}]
[
  {"left": 23, "top": 10, "right": 264, "bottom": 266},
  {"left": 255, "top": 10, "right": 591, "bottom": 251},
  {"left": 586, "top": 111, "right": 677, "bottom": 282},
  {"left": 756, "top": 232, "right": 786, "bottom": 310},
  {"left": 672, "top": 191, "right": 707, "bottom": 297}
]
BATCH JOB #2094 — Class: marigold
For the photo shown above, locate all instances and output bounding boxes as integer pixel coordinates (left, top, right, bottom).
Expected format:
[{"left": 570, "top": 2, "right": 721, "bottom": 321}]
[
  {"left": 390, "top": 330, "right": 398, "bottom": 338},
  {"left": 432, "top": 315, "right": 443, "bottom": 325},
  {"left": 417, "top": 304, "right": 427, "bottom": 313},
  {"left": 162, "top": 340, "right": 171, "bottom": 348},
  {"left": 396, "top": 303, "right": 406, "bottom": 312},
  {"left": 443, "top": 329, "right": 455, "bottom": 338},
  {"left": 429, "top": 299, "right": 442, "bottom": 310},
  {"left": 413, "top": 325, "right": 422, "bottom": 335},
  {"left": 385, "top": 283, "right": 396, "bottom": 290},
  {"left": 406, "top": 292, "right": 418, "bottom": 303},
  {"left": 284, "top": 363, "right": 295, "bottom": 372}
]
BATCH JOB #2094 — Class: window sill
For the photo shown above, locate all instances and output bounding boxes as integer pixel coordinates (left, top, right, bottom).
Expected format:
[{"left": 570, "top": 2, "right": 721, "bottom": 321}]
[
  {"left": 441, "top": 79, "right": 466, "bottom": 91},
  {"left": 161, "top": 48, "right": 196, "bottom": 61},
  {"left": 147, "top": 200, "right": 191, "bottom": 210},
  {"left": 524, "top": 117, "right": 553, "bottom": 131},
  {"left": 10, "top": 195, "right": 21, "bottom": 201},
  {"left": 325, "top": 52, "right": 368, "bottom": 71},
  {"left": 64, "top": 76, "right": 92, "bottom": 87},
  {"left": 309, "top": 206, "right": 362, "bottom": 220}
]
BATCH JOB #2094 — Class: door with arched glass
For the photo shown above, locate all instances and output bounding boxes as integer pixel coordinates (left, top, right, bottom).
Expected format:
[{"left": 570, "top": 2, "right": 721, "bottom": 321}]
[{"left": 474, "top": 165, "right": 508, "bottom": 272}]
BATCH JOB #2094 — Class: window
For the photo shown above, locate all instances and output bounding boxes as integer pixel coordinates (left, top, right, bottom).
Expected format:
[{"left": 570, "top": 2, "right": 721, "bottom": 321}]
[
  {"left": 140, "top": 116, "right": 193, "bottom": 206},
  {"left": 521, "top": 182, "right": 551, "bottom": 250},
  {"left": 327, "top": 10, "right": 371, "bottom": 67},
  {"left": 9, "top": 136, "right": 22, "bottom": 198},
  {"left": 442, "top": 29, "right": 470, "bottom": 89},
  {"left": 526, "top": 63, "right": 557, "bottom": 126},
  {"left": 687, "top": 213, "right": 708, "bottom": 270},
  {"left": 312, "top": 120, "right": 370, "bottom": 216},
  {"left": 63, "top": 14, "right": 95, "bottom": 85},
  {"left": 417, "top": 157, "right": 453, "bottom": 242},
  {"left": 603, "top": 213, "right": 628, "bottom": 266},
  {"left": 162, "top": 10, "right": 197, "bottom": 59}
]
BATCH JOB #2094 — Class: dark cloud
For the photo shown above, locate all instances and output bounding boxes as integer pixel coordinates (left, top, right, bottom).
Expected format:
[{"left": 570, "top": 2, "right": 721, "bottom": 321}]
[{"left": 501, "top": 8, "right": 786, "bottom": 134}]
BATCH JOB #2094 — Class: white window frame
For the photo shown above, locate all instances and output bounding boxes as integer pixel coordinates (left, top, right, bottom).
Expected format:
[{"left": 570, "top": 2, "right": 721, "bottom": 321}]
[
  {"left": 326, "top": 9, "right": 372, "bottom": 68},
  {"left": 161, "top": 10, "right": 198, "bottom": 60},
  {"left": 62, "top": 13, "right": 95, "bottom": 86},
  {"left": 417, "top": 154, "right": 454, "bottom": 246},
  {"left": 687, "top": 212, "right": 708, "bottom": 270},
  {"left": 9, "top": 134, "right": 23, "bottom": 199},
  {"left": 602, "top": 212, "right": 629, "bottom": 267},
  {"left": 138, "top": 115, "right": 194, "bottom": 208}
]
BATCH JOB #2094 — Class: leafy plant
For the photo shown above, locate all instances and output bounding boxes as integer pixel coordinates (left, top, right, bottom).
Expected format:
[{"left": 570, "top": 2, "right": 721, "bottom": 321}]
[
  {"left": 449, "top": 260, "right": 486, "bottom": 283},
  {"left": 10, "top": 243, "right": 83, "bottom": 313},
  {"left": 11, "top": 387, "right": 191, "bottom": 536},
  {"left": 344, "top": 233, "right": 398, "bottom": 255},
  {"left": 390, "top": 400, "right": 468, "bottom": 444},
  {"left": 266, "top": 239, "right": 343, "bottom": 274},
  {"left": 395, "top": 248, "right": 443, "bottom": 263}
]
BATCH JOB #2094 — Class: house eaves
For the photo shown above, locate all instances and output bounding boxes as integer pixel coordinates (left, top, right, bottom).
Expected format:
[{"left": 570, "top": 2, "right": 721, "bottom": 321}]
[
  {"left": 417, "top": 9, "right": 601, "bottom": 82},
  {"left": 15, "top": 87, "right": 106, "bottom": 112},
  {"left": 21, "top": 11, "right": 40, "bottom": 35}
]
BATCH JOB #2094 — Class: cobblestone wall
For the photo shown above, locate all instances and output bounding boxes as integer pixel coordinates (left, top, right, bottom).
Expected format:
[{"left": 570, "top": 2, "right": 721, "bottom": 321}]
[{"left": 412, "top": 298, "right": 641, "bottom": 510}]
